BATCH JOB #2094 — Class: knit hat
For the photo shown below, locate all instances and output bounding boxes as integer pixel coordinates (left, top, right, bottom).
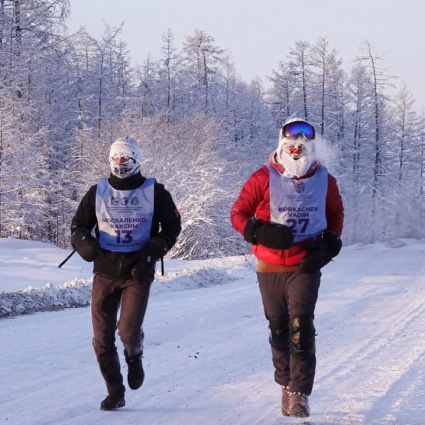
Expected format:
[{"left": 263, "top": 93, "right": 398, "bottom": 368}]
[{"left": 109, "top": 137, "right": 141, "bottom": 178}]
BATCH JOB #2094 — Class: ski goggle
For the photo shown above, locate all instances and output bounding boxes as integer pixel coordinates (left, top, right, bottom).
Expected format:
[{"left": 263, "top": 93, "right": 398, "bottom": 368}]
[
  {"left": 282, "top": 121, "right": 315, "bottom": 140},
  {"left": 112, "top": 156, "right": 132, "bottom": 164}
]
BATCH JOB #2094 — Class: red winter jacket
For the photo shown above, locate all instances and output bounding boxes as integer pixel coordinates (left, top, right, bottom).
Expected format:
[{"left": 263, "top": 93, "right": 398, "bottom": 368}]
[{"left": 230, "top": 154, "right": 344, "bottom": 267}]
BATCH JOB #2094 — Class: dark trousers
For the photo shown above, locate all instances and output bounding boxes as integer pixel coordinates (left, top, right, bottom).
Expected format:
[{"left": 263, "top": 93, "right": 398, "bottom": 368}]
[
  {"left": 257, "top": 271, "right": 321, "bottom": 395},
  {"left": 91, "top": 272, "right": 152, "bottom": 395}
]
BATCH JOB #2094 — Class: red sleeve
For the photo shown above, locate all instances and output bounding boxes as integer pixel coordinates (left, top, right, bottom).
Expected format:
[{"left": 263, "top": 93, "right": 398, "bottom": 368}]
[
  {"left": 325, "top": 174, "right": 344, "bottom": 236},
  {"left": 230, "top": 166, "right": 269, "bottom": 235}
]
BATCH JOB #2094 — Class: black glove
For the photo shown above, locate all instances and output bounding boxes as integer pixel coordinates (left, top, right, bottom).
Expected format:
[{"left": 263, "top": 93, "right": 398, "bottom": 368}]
[
  {"left": 300, "top": 231, "right": 342, "bottom": 274},
  {"left": 257, "top": 222, "right": 294, "bottom": 250},
  {"left": 322, "top": 231, "right": 342, "bottom": 257},
  {"left": 131, "top": 236, "right": 168, "bottom": 282},
  {"left": 243, "top": 219, "right": 263, "bottom": 244},
  {"left": 243, "top": 219, "right": 293, "bottom": 250},
  {"left": 71, "top": 229, "right": 100, "bottom": 262}
]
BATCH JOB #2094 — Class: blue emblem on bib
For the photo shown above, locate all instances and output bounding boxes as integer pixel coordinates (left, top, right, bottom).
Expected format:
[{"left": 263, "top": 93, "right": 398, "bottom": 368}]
[{"left": 293, "top": 180, "right": 305, "bottom": 194}]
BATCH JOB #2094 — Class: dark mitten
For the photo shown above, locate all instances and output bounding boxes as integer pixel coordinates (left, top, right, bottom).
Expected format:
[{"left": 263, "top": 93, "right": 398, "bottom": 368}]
[
  {"left": 257, "top": 223, "right": 294, "bottom": 250},
  {"left": 71, "top": 230, "right": 100, "bottom": 262},
  {"left": 300, "top": 232, "right": 342, "bottom": 274},
  {"left": 131, "top": 254, "right": 156, "bottom": 282},
  {"left": 131, "top": 236, "right": 168, "bottom": 282},
  {"left": 322, "top": 231, "right": 342, "bottom": 257},
  {"left": 243, "top": 219, "right": 263, "bottom": 244},
  {"left": 145, "top": 235, "right": 169, "bottom": 260}
]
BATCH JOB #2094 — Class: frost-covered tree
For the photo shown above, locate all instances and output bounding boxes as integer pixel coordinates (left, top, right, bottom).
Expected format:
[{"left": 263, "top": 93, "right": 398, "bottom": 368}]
[
  {"left": 0, "top": 0, "right": 72, "bottom": 242},
  {"left": 157, "top": 29, "right": 181, "bottom": 119},
  {"left": 288, "top": 40, "right": 312, "bottom": 120},
  {"left": 181, "top": 29, "right": 225, "bottom": 113},
  {"left": 355, "top": 41, "right": 393, "bottom": 202},
  {"left": 385, "top": 85, "right": 421, "bottom": 236},
  {"left": 268, "top": 62, "right": 298, "bottom": 128},
  {"left": 120, "top": 112, "right": 240, "bottom": 258},
  {"left": 310, "top": 36, "right": 344, "bottom": 141}
]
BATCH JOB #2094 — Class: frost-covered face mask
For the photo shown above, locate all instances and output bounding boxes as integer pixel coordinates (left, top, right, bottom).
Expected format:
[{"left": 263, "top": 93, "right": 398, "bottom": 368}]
[
  {"left": 278, "top": 138, "right": 316, "bottom": 177},
  {"left": 109, "top": 137, "right": 141, "bottom": 179}
]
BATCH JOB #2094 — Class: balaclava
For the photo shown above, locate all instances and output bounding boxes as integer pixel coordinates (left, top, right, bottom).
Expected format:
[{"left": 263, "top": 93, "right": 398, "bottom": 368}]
[
  {"left": 109, "top": 137, "right": 141, "bottom": 178},
  {"left": 276, "top": 118, "right": 317, "bottom": 178}
]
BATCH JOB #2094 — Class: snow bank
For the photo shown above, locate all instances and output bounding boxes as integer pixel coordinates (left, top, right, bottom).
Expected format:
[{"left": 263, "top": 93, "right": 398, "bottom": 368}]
[
  {"left": 0, "top": 256, "right": 253, "bottom": 318},
  {"left": 0, "top": 279, "right": 92, "bottom": 318}
]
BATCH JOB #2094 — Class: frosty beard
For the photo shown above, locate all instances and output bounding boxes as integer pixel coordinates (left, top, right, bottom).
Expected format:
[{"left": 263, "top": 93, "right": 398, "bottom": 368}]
[{"left": 278, "top": 140, "right": 316, "bottom": 177}]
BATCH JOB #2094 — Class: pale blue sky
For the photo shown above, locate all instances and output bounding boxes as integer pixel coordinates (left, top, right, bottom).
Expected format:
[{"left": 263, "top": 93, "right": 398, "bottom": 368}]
[{"left": 68, "top": 0, "right": 425, "bottom": 109}]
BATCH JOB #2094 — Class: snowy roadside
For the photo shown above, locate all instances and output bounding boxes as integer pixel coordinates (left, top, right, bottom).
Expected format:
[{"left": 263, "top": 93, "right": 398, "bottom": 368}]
[
  {"left": 0, "top": 278, "right": 93, "bottom": 318},
  {"left": 0, "top": 253, "right": 253, "bottom": 318}
]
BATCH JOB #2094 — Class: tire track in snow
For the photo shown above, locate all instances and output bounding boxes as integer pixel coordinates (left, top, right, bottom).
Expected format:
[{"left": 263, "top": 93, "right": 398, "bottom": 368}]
[{"left": 313, "top": 274, "right": 425, "bottom": 424}]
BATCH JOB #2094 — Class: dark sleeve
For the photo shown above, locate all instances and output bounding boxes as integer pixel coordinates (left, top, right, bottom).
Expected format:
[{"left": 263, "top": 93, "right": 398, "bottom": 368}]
[
  {"left": 70, "top": 185, "right": 98, "bottom": 235},
  {"left": 153, "top": 184, "right": 181, "bottom": 250}
]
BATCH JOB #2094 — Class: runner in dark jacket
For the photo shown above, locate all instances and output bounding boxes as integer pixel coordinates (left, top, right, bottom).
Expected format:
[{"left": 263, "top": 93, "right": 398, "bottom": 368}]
[
  {"left": 71, "top": 136, "right": 181, "bottom": 411},
  {"left": 231, "top": 118, "right": 344, "bottom": 418}
]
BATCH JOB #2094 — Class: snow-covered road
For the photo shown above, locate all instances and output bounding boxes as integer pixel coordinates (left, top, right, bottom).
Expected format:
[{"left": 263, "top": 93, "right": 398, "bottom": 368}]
[{"left": 1, "top": 240, "right": 425, "bottom": 424}]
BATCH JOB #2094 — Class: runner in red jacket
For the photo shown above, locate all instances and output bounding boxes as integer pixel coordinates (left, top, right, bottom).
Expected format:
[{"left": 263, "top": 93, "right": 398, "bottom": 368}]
[{"left": 231, "top": 118, "right": 344, "bottom": 418}]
